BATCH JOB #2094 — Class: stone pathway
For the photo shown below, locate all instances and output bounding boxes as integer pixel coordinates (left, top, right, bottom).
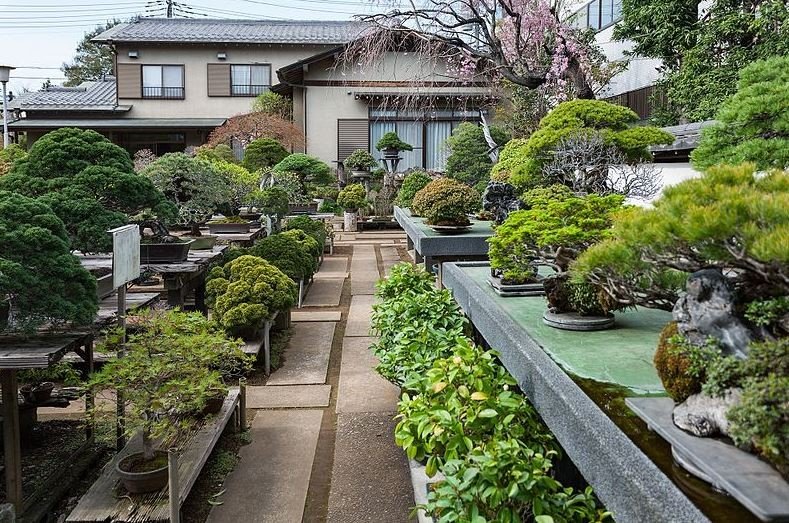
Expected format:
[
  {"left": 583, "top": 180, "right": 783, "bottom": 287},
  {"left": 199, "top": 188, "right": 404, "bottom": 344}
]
[{"left": 208, "top": 234, "right": 413, "bottom": 522}]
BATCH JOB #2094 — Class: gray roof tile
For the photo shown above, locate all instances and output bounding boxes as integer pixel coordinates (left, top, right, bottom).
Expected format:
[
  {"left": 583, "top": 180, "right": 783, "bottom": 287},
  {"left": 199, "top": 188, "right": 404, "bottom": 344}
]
[
  {"left": 93, "top": 18, "right": 371, "bottom": 45},
  {"left": 11, "top": 77, "right": 118, "bottom": 111}
]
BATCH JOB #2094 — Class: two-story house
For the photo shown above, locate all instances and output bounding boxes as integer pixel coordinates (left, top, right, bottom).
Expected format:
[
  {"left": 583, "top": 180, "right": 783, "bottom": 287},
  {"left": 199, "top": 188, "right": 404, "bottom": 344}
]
[{"left": 10, "top": 18, "right": 492, "bottom": 171}]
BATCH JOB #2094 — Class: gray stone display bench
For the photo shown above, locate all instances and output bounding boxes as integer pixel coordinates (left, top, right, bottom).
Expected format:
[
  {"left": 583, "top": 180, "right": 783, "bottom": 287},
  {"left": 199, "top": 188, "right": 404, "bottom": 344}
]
[
  {"left": 628, "top": 397, "right": 789, "bottom": 522},
  {"left": 241, "top": 312, "right": 280, "bottom": 375},
  {"left": 394, "top": 207, "right": 492, "bottom": 285},
  {"left": 442, "top": 261, "right": 708, "bottom": 523},
  {"left": 67, "top": 388, "right": 243, "bottom": 523}
]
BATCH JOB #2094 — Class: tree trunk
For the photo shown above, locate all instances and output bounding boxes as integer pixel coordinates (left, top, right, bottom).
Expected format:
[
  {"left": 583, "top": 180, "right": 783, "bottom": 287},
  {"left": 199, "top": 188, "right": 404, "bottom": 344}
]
[
  {"left": 190, "top": 222, "right": 202, "bottom": 236},
  {"left": 142, "top": 427, "right": 154, "bottom": 461}
]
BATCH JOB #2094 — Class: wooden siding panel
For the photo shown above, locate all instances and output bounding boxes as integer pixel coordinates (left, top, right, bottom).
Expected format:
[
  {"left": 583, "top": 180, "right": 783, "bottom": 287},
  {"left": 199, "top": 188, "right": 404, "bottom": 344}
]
[
  {"left": 207, "top": 64, "right": 231, "bottom": 97},
  {"left": 337, "top": 119, "right": 369, "bottom": 161},
  {"left": 116, "top": 63, "right": 141, "bottom": 99}
]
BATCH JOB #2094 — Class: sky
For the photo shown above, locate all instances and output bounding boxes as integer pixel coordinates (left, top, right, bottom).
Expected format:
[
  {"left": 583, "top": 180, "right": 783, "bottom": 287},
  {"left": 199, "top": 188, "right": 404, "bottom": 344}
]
[{"left": 0, "top": 0, "right": 398, "bottom": 96}]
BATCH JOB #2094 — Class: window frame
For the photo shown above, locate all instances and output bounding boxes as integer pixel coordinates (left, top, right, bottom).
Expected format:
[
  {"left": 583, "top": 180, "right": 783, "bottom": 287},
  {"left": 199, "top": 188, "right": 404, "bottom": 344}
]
[
  {"left": 141, "top": 64, "right": 185, "bottom": 100},
  {"left": 569, "top": 0, "right": 622, "bottom": 32},
  {"left": 230, "top": 64, "right": 272, "bottom": 97}
]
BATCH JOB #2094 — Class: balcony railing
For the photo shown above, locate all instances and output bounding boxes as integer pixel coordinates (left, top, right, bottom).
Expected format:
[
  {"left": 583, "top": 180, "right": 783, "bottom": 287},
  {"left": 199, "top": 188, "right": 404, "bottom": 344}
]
[
  {"left": 142, "top": 86, "right": 185, "bottom": 99},
  {"left": 231, "top": 84, "right": 270, "bottom": 97}
]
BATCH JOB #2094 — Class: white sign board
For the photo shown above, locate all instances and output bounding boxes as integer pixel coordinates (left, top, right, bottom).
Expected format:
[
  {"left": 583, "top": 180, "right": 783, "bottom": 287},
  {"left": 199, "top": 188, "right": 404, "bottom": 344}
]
[{"left": 109, "top": 224, "right": 141, "bottom": 289}]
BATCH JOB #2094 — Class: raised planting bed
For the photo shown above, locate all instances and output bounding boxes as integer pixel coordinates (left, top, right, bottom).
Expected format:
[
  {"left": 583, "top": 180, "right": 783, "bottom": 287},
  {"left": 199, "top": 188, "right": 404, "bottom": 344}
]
[
  {"left": 67, "top": 388, "right": 242, "bottom": 523},
  {"left": 441, "top": 261, "right": 760, "bottom": 523}
]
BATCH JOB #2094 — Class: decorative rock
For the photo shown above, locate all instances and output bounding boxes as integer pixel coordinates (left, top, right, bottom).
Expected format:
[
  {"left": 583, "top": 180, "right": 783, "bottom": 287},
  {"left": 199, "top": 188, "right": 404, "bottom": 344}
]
[
  {"left": 673, "top": 388, "right": 741, "bottom": 438},
  {"left": 482, "top": 181, "right": 525, "bottom": 224},
  {"left": 673, "top": 269, "right": 755, "bottom": 359},
  {"left": 543, "top": 310, "right": 615, "bottom": 331}
]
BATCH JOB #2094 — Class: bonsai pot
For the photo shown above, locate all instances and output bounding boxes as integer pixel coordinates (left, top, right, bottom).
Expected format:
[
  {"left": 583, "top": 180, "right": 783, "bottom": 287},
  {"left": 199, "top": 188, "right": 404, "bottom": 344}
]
[
  {"left": 21, "top": 382, "right": 55, "bottom": 404},
  {"left": 288, "top": 202, "right": 319, "bottom": 214},
  {"left": 207, "top": 222, "right": 251, "bottom": 234},
  {"left": 116, "top": 451, "right": 169, "bottom": 494},
  {"left": 429, "top": 224, "right": 472, "bottom": 234},
  {"left": 200, "top": 392, "right": 226, "bottom": 416},
  {"left": 542, "top": 310, "right": 615, "bottom": 331},
  {"left": 487, "top": 275, "right": 545, "bottom": 297},
  {"left": 183, "top": 234, "right": 218, "bottom": 250},
  {"left": 382, "top": 148, "right": 399, "bottom": 159},
  {"left": 140, "top": 240, "right": 193, "bottom": 264},
  {"left": 350, "top": 169, "right": 371, "bottom": 180},
  {"left": 239, "top": 211, "right": 262, "bottom": 221},
  {"left": 95, "top": 272, "right": 115, "bottom": 299},
  {"left": 344, "top": 210, "right": 358, "bottom": 232}
]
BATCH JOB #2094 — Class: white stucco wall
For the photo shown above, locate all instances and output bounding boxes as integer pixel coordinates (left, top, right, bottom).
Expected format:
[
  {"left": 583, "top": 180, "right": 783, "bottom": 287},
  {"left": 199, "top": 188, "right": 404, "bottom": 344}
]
[{"left": 116, "top": 44, "right": 333, "bottom": 118}]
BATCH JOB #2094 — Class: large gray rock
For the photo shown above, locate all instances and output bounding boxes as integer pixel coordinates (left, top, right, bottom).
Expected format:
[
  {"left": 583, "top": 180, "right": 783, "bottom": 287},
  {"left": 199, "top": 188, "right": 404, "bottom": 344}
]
[
  {"left": 673, "top": 388, "right": 742, "bottom": 437},
  {"left": 673, "top": 268, "right": 755, "bottom": 359}
]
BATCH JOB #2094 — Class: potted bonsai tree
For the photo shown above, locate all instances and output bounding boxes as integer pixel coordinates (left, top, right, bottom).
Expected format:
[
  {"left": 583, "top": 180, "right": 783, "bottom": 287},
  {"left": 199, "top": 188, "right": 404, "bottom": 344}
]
[
  {"left": 344, "top": 149, "right": 379, "bottom": 183},
  {"left": 395, "top": 170, "right": 432, "bottom": 209},
  {"left": 206, "top": 255, "right": 297, "bottom": 339},
  {"left": 375, "top": 131, "right": 413, "bottom": 160},
  {"left": 247, "top": 186, "right": 289, "bottom": 232},
  {"left": 410, "top": 178, "right": 480, "bottom": 232},
  {"left": 136, "top": 217, "right": 193, "bottom": 264},
  {"left": 88, "top": 309, "right": 246, "bottom": 494},
  {"left": 272, "top": 154, "right": 334, "bottom": 212},
  {"left": 245, "top": 230, "right": 318, "bottom": 283},
  {"left": 19, "top": 362, "right": 81, "bottom": 404},
  {"left": 142, "top": 153, "right": 232, "bottom": 249},
  {"left": 337, "top": 183, "right": 368, "bottom": 232}
]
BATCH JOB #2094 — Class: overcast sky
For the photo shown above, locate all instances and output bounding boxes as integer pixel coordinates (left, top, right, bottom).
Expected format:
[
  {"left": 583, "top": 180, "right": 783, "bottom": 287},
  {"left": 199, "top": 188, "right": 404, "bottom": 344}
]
[{"left": 0, "top": 0, "right": 395, "bottom": 95}]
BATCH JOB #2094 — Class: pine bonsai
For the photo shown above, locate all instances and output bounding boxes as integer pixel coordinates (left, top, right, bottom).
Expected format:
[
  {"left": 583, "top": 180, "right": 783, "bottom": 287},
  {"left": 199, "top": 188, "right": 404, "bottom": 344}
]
[
  {"left": 375, "top": 131, "right": 413, "bottom": 152},
  {"left": 445, "top": 122, "right": 509, "bottom": 191},
  {"left": 242, "top": 138, "right": 289, "bottom": 172},
  {"left": 410, "top": 178, "right": 480, "bottom": 226},
  {"left": 0, "top": 128, "right": 175, "bottom": 252},
  {"left": 272, "top": 153, "right": 333, "bottom": 187},
  {"left": 344, "top": 149, "right": 379, "bottom": 171},
  {"left": 284, "top": 215, "right": 327, "bottom": 249},
  {"left": 0, "top": 190, "right": 98, "bottom": 333},
  {"left": 395, "top": 171, "right": 432, "bottom": 209},
  {"left": 245, "top": 231, "right": 317, "bottom": 281},
  {"left": 248, "top": 186, "right": 289, "bottom": 218}
]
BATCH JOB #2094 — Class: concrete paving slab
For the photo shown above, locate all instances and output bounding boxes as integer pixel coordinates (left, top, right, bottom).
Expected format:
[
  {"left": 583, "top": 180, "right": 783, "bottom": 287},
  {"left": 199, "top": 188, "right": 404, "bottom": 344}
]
[
  {"left": 246, "top": 385, "right": 331, "bottom": 408},
  {"left": 337, "top": 337, "right": 401, "bottom": 413},
  {"left": 302, "top": 277, "right": 344, "bottom": 307},
  {"left": 345, "top": 295, "right": 375, "bottom": 337},
  {"left": 291, "top": 311, "right": 342, "bottom": 322},
  {"left": 380, "top": 246, "right": 401, "bottom": 277},
  {"left": 327, "top": 413, "right": 414, "bottom": 522},
  {"left": 207, "top": 409, "right": 323, "bottom": 523},
  {"left": 336, "top": 240, "right": 395, "bottom": 245},
  {"left": 351, "top": 277, "right": 379, "bottom": 296},
  {"left": 317, "top": 256, "right": 349, "bottom": 276},
  {"left": 267, "top": 322, "right": 336, "bottom": 385}
]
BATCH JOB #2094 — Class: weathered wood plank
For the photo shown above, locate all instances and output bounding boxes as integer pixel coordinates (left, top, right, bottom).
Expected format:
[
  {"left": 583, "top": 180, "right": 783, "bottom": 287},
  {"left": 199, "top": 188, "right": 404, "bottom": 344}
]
[{"left": 67, "top": 389, "right": 240, "bottom": 523}]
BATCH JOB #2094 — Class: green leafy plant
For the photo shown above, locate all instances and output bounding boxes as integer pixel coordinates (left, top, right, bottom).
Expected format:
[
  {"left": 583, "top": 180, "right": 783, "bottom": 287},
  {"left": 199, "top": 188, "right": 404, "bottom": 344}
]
[
  {"left": 242, "top": 138, "right": 289, "bottom": 173},
  {"left": 269, "top": 169, "right": 309, "bottom": 204},
  {"left": 0, "top": 143, "right": 27, "bottom": 176},
  {"left": 283, "top": 215, "right": 326, "bottom": 250},
  {"left": 252, "top": 91, "right": 292, "bottom": 120},
  {"left": 411, "top": 178, "right": 481, "bottom": 226},
  {"left": 273, "top": 153, "right": 333, "bottom": 186},
  {"left": 206, "top": 255, "right": 297, "bottom": 337},
  {"left": 375, "top": 131, "right": 413, "bottom": 152},
  {"left": 317, "top": 199, "right": 342, "bottom": 215},
  {"left": 19, "top": 362, "right": 81, "bottom": 388},
  {"left": 310, "top": 184, "right": 339, "bottom": 200},
  {"left": 445, "top": 122, "right": 510, "bottom": 191},
  {"left": 211, "top": 160, "right": 260, "bottom": 215},
  {"left": 195, "top": 144, "right": 237, "bottom": 165},
  {"left": 573, "top": 164, "right": 789, "bottom": 311},
  {"left": 244, "top": 231, "right": 317, "bottom": 281},
  {"left": 395, "top": 171, "right": 432, "bottom": 209},
  {"left": 142, "top": 153, "right": 231, "bottom": 235},
  {"left": 375, "top": 262, "right": 436, "bottom": 302},
  {"left": 208, "top": 216, "right": 250, "bottom": 225},
  {"left": 691, "top": 56, "right": 789, "bottom": 171},
  {"left": 248, "top": 186, "right": 289, "bottom": 218},
  {"left": 336, "top": 183, "right": 368, "bottom": 212},
  {"left": 0, "top": 128, "right": 175, "bottom": 252},
  {"left": 344, "top": 149, "right": 379, "bottom": 171},
  {"left": 745, "top": 296, "right": 789, "bottom": 334},
  {"left": 88, "top": 310, "right": 249, "bottom": 463},
  {"left": 0, "top": 190, "right": 98, "bottom": 332},
  {"left": 490, "top": 100, "right": 673, "bottom": 193}
]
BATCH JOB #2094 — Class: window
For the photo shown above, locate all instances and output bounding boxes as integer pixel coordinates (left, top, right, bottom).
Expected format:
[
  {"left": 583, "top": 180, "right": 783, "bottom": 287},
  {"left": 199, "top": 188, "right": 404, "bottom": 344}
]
[
  {"left": 571, "top": 0, "right": 623, "bottom": 31},
  {"left": 142, "top": 65, "right": 184, "bottom": 99},
  {"left": 231, "top": 65, "right": 271, "bottom": 96}
]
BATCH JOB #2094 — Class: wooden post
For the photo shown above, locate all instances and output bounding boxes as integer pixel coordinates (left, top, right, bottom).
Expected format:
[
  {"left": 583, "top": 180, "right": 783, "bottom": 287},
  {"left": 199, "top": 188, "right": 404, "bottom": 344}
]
[
  {"left": 298, "top": 279, "right": 304, "bottom": 309},
  {"left": 239, "top": 379, "right": 247, "bottom": 432},
  {"left": 1, "top": 370, "right": 22, "bottom": 510},
  {"left": 168, "top": 448, "right": 180, "bottom": 523},
  {"left": 85, "top": 336, "right": 95, "bottom": 441},
  {"left": 116, "top": 284, "right": 127, "bottom": 451},
  {"left": 263, "top": 320, "right": 272, "bottom": 376}
]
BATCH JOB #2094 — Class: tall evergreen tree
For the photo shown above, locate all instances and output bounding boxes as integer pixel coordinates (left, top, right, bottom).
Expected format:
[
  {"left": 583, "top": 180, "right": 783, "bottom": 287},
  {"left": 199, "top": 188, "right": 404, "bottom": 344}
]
[{"left": 61, "top": 21, "right": 121, "bottom": 86}]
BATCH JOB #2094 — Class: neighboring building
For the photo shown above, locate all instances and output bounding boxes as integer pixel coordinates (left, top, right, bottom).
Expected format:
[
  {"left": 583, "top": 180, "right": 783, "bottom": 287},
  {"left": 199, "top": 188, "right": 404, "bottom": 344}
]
[{"left": 10, "top": 18, "right": 491, "bottom": 171}]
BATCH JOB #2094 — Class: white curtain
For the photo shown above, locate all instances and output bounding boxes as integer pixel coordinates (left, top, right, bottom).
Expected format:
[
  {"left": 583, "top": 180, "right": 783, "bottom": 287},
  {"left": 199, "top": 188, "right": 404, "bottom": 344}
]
[
  {"left": 251, "top": 65, "right": 271, "bottom": 87},
  {"left": 142, "top": 66, "right": 162, "bottom": 88},
  {"left": 162, "top": 66, "right": 182, "bottom": 88},
  {"left": 396, "top": 121, "right": 423, "bottom": 170},
  {"left": 231, "top": 65, "right": 251, "bottom": 95},
  {"left": 370, "top": 121, "right": 396, "bottom": 160},
  {"left": 426, "top": 121, "right": 453, "bottom": 171}
]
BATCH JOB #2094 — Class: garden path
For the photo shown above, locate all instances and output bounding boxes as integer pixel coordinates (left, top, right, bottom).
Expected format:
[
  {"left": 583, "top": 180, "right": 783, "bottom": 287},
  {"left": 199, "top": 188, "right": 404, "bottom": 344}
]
[{"left": 208, "top": 230, "right": 415, "bottom": 522}]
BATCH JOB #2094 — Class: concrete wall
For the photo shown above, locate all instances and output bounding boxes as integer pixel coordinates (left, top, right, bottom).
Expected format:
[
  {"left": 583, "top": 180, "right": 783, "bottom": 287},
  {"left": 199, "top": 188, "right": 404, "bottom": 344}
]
[{"left": 115, "top": 44, "right": 333, "bottom": 118}]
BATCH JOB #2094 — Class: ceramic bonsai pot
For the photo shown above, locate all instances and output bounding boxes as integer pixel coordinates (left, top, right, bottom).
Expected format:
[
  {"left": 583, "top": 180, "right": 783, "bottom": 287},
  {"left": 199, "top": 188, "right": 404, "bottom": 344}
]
[
  {"left": 288, "top": 203, "right": 319, "bottom": 214},
  {"left": 344, "top": 211, "right": 358, "bottom": 232},
  {"left": 382, "top": 148, "right": 399, "bottom": 159},
  {"left": 429, "top": 224, "right": 472, "bottom": 234},
  {"left": 200, "top": 392, "right": 226, "bottom": 416},
  {"left": 140, "top": 240, "right": 193, "bottom": 264},
  {"left": 116, "top": 451, "right": 169, "bottom": 494},
  {"left": 350, "top": 169, "right": 371, "bottom": 180},
  {"left": 21, "top": 382, "right": 55, "bottom": 404},
  {"left": 207, "top": 222, "right": 251, "bottom": 234},
  {"left": 183, "top": 234, "right": 218, "bottom": 250},
  {"left": 487, "top": 276, "right": 545, "bottom": 297},
  {"left": 542, "top": 310, "right": 615, "bottom": 331}
]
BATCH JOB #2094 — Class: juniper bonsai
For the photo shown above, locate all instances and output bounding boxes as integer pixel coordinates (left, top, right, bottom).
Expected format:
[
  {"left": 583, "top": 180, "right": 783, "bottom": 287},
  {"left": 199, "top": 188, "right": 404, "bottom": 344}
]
[
  {"left": 0, "top": 128, "right": 175, "bottom": 252},
  {"left": 242, "top": 138, "right": 289, "bottom": 172},
  {"left": 395, "top": 171, "right": 432, "bottom": 208},
  {"left": 411, "top": 178, "right": 481, "bottom": 226}
]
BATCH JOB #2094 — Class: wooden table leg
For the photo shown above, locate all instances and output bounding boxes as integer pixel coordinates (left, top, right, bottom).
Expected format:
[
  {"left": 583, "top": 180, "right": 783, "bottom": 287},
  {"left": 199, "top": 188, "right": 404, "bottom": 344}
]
[
  {"left": 1, "top": 370, "right": 23, "bottom": 510},
  {"left": 84, "top": 336, "right": 95, "bottom": 441},
  {"left": 194, "top": 278, "right": 207, "bottom": 314}
]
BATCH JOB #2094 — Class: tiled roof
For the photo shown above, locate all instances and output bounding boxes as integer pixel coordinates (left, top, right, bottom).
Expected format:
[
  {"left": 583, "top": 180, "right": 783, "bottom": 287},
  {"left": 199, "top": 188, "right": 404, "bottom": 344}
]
[
  {"left": 93, "top": 18, "right": 372, "bottom": 45},
  {"left": 11, "top": 77, "right": 121, "bottom": 111}
]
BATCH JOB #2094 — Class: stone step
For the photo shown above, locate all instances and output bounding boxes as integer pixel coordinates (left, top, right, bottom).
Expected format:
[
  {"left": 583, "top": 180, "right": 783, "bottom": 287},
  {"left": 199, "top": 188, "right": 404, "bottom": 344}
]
[
  {"left": 246, "top": 385, "right": 331, "bottom": 409},
  {"left": 337, "top": 337, "right": 400, "bottom": 414},
  {"left": 316, "top": 256, "right": 349, "bottom": 276},
  {"left": 207, "top": 410, "right": 324, "bottom": 523},
  {"left": 291, "top": 311, "right": 342, "bottom": 322},
  {"left": 266, "top": 322, "right": 336, "bottom": 386},
  {"left": 345, "top": 295, "right": 375, "bottom": 337},
  {"left": 302, "top": 278, "right": 344, "bottom": 307}
]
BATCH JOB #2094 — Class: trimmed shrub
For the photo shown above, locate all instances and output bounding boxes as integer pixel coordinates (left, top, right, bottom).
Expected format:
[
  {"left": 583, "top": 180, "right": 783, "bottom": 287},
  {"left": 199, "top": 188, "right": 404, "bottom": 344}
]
[
  {"left": 242, "top": 138, "right": 289, "bottom": 172},
  {"left": 344, "top": 149, "right": 378, "bottom": 171},
  {"left": 0, "top": 144, "right": 27, "bottom": 176},
  {"left": 411, "top": 178, "right": 480, "bottom": 225},
  {"left": 284, "top": 215, "right": 326, "bottom": 249},
  {"left": 195, "top": 144, "right": 237, "bottom": 164},
  {"left": 248, "top": 186, "right": 289, "bottom": 218},
  {"left": 336, "top": 183, "right": 367, "bottom": 212},
  {"left": 445, "top": 122, "right": 509, "bottom": 190},
  {"left": 247, "top": 231, "right": 317, "bottom": 281},
  {"left": 273, "top": 153, "right": 333, "bottom": 186},
  {"left": 395, "top": 170, "right": 432, "bottom": 208}
]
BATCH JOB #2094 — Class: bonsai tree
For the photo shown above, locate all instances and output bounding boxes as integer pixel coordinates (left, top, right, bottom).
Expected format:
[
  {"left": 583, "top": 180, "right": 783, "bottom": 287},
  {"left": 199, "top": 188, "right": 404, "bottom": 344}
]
[
  {"left": 395, "top": 171, "right": 432, "bottom": 208},
  {"left": 206, "top": 255, "right": 297, "bottom": 338},
  {"left": 375, "top": 131, "right": 413, "bottom": 154},
  {"left": 0, "top": 128, "right": 175, "bottom": 252},
  {"left": 245, "top": 231, "right": 317, "bottom": 281},
  {"left": 692, "top": 56, "right": 789, "bottom": 172},
  {"left": 19, "top": 362, "right": 81, "bottom": 403},
  {"left": 88, "top": 310, "right": 248, "bottom": 484},
  {"left": 195, "top": 144, "right": 237, "bottom": 164},
  {"left": 210, "top": 160, "right": 260, "bottom": 215},
  {"left": 272, "top": 153, "right": 333, "bottom": 187},
  {"left": 0, "top": 143, "right": 27, "bottom": 176},
  {"left": 344, "top": 149, "right": 379, "bottom": 172},
  {"left": 269, "top": 170, "right": 309, "bottom": 204},
  {"left": 248, "top": 186, "right": 289, "bottom": 219},
  {"left": 280, "top": 229, "right": 321, "bottom": 260},
  {"left": 0, "top": 190, "right": 98, "bottom": 333},
  {"left": 207, "top": 112, "right": 304, "bottom": 151},
  {"left": 284, "top": 215, "right": 327, "bottom": 250},
  {"left": 445, "top": 123, "right": 510, "bottom": 192},
  {"left": 242, "top": 138, "right": 289, "bottom": 173},
  {"left": 337, "top": 183, "right": 368, "bottom": 212},
  {"left": 411, "top": 178, "right": 481, "bottom": 226},
  {"left": 252, "top": 91, "right": 292, "bottom": 120},
  {"left": 491, "top": 100, "right": 674, "bottom": 193},
  {"left": 142, "top": 153, "right": 232, "bottom": 236}
]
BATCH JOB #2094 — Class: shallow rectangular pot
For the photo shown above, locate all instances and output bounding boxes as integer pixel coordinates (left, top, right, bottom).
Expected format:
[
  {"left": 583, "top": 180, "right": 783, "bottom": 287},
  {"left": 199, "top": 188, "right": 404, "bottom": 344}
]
[
  {"left": 140, "top": 241, "right": 193, "bottom": 264},
  {"left": 95, "top": 273, "right": 115, "bottom": 299},
  {"left": 207, "top": 222, "right": 252, "bottom": 234}
]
